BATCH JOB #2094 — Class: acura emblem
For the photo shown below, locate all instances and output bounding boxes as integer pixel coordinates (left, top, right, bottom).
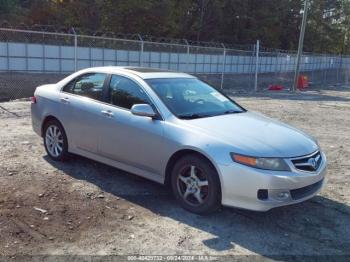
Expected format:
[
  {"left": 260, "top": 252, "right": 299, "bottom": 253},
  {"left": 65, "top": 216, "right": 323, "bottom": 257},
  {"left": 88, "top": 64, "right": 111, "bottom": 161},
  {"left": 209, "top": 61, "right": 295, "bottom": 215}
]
[{"left": 308, "top": 158, "right": 317, "bottom": 170}]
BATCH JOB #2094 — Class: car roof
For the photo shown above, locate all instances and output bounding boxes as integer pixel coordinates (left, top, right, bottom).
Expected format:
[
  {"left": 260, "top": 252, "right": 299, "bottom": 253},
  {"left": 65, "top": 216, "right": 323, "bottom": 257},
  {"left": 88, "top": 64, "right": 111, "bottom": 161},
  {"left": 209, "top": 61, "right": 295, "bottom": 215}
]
[{"left": 81, "top": 66, "right": 196, "bottom": 79}]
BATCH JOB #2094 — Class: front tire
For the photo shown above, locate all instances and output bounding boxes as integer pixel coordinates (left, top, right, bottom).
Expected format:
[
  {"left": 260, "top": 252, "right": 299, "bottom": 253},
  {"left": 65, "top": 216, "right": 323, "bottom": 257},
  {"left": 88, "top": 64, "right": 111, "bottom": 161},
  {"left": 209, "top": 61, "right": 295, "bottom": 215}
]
[
  {"left": 43, "top": 119, "right": 69, "bottom": 161},
  {"left": 171, "top": 154, "right": 221, "bottom": 214}
]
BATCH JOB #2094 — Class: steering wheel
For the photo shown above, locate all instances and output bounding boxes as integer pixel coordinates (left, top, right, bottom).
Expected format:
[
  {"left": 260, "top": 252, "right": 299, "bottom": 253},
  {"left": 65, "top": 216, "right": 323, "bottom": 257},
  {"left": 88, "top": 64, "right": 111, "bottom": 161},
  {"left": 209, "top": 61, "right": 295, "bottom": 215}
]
[{"left": 193, "top": 99, "right": 205, "bottom": 104}]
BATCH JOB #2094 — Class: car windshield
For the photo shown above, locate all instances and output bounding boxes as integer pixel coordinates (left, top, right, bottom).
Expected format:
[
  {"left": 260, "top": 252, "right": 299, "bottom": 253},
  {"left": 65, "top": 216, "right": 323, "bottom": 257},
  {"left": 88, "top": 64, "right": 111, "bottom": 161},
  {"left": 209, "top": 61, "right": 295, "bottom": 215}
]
[{"left": 146, "top": 78, "right": 245, "bottom": 119}]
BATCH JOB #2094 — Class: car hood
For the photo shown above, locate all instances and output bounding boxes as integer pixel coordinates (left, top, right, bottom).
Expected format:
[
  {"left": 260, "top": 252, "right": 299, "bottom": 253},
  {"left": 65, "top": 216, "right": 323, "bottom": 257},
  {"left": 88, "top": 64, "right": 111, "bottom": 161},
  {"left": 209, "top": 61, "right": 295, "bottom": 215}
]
[{"left": 184, "top": 111, "right": 318, "bottom": 158}]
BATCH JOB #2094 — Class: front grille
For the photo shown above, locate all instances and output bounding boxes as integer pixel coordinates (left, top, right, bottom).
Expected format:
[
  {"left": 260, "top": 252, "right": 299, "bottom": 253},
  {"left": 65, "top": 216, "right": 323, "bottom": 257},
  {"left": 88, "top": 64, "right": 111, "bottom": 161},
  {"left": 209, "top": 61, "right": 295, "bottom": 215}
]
[
  {"left": 291, "top": 151, "right": 322, "bottom": 172},
  {"left": 290, "top": 179, "right": 323, "bottom": 200}
]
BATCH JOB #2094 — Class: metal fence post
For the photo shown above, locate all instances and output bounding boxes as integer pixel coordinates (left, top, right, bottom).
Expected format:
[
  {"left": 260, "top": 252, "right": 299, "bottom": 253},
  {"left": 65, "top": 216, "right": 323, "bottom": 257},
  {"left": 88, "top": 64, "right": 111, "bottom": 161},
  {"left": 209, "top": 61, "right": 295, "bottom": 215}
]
[
  {"left": 311, "top": 54, "right": 315, "bottom": 84},
  {"left": 292, "top": 0, "right": 309, "bottom": 91},
  {"left": 338, "top": 55, "right": 343, "bottom": 84},
  {"left": 42, "top": 33, "right": 46, "bottom": 72},
  {"left": 59, "top": 43, "right": 62, "bottom": 73},
  {"left": 137, "top": 34, "right": 144, "bottom": 66},
  {"left": 249, "top": 48, "right": 255, "bottom": 89},
  {"left": 254, "top": 40, "right": 260, "bottom": 92},
  {"left": 71, "top": 27, "right": 77, "bottom": 72},
  {"left": 184, "top": 39, "right": 190, "bottom": 72},
  {"left": 25, "top": 37, "right": 28, "bottom": 71},
  {"left": 6, "top": 38, "right": 9, "bottom": 70},
  {"left": 102, "top": 38, "right": 105, "bottom": 66},
  {"left": 89, "top": 42, "right": 92, "bottom": 67},
  {"left": 323, "top": 54, "right": 327, "bottom": 85},
  {"left": 220, "top": 43, "right": 226, "bottom": 89}
]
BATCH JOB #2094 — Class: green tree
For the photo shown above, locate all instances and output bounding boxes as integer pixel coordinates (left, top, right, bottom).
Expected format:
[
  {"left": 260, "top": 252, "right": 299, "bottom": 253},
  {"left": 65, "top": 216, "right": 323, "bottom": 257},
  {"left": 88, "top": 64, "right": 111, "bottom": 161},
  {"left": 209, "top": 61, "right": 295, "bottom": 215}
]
[
  {"left": 0, "top": 0, "right": 18, "bottom": 14},
  {"left": 1, "top": 0, "right": 350, "bottom": 54}
]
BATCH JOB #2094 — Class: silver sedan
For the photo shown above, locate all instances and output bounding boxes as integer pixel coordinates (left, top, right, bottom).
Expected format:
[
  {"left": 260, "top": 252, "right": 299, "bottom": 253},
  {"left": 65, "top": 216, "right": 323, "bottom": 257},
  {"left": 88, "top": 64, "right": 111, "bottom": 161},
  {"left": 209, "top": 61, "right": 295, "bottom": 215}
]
[{"left": 31, "top": 67, "right": 327, "bottom": 214}]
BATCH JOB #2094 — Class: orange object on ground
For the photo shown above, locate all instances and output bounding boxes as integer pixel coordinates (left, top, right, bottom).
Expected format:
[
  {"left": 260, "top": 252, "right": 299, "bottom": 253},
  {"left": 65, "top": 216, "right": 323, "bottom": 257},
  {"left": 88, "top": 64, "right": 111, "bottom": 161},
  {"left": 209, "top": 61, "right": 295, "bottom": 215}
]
[
  {"left": 297, "top": 75, "right": 309, "bottom": 89},
  {"left": 268, "top": 84, "right": 284, "bottom": 91}
]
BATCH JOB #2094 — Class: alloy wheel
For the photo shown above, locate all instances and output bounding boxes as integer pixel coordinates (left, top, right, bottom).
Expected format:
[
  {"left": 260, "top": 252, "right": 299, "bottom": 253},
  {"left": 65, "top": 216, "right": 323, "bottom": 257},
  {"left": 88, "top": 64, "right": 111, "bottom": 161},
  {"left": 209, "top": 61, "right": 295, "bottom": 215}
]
[
  {"left": 177, "top": 165, "right": 209, "bottom": 206},
  {"left": 45, "top": 125, "right": 64, "bottom": 158}
]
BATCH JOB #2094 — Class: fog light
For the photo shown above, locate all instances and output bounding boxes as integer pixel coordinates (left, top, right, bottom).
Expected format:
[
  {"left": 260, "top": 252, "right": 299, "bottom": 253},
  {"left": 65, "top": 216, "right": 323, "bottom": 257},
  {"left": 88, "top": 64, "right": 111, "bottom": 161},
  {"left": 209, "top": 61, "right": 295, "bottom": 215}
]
[
  {"left": 257, "top": 189, "right": 268, "bottom": 200},
  {"left": 277, "top": 192, "right": 290, "bottom": 200}
]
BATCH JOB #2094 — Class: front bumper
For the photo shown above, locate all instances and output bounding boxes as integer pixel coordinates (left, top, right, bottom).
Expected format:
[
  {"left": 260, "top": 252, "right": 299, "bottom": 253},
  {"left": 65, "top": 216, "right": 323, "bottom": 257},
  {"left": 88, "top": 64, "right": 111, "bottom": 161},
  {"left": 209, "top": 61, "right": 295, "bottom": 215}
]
[{"left": 218, "top": 152, "right": 327, "bottom": 211}]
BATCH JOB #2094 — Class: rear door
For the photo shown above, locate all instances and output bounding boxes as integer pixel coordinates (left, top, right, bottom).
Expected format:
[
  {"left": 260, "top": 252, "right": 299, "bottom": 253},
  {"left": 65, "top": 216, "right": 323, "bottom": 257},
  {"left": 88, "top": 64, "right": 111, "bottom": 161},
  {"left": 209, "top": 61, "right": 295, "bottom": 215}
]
[
  {"left": 59, "top": 73, "right": 107, "bottom": 153},
  {"left": 98, "top": 74, "right": 165, "bottom": 177}
]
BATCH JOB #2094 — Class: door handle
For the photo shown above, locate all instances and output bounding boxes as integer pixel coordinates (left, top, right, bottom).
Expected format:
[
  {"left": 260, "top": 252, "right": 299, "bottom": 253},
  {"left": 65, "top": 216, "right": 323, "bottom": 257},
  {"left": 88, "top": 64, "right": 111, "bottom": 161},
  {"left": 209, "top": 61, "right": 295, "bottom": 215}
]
[
  {"left": 60, "top": 97, "right": 69, "bottom": 104},
  {"left": 101, "top": 110, "right": 114, "bottom": 117}
]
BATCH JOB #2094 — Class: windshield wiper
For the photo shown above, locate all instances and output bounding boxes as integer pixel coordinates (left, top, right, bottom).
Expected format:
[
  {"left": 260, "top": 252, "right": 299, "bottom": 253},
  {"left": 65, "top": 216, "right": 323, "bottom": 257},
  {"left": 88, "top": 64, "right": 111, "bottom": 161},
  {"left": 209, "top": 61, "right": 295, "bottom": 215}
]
[
  {"left": 178, "top": 113, "right": 210, "bottom": 119},
  {"left": 178, "top": 110, "right": 243, "bottom": 119},
  {"left": 222, "top": 110, "right": 243, "bottom": 115}
]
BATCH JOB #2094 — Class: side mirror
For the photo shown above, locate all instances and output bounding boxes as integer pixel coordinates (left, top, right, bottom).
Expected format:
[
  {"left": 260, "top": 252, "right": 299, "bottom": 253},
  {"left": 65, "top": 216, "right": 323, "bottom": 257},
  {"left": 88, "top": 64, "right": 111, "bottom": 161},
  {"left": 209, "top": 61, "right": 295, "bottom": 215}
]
[{"left": 131, "top": 104, "right": 156, "bottom": 118}]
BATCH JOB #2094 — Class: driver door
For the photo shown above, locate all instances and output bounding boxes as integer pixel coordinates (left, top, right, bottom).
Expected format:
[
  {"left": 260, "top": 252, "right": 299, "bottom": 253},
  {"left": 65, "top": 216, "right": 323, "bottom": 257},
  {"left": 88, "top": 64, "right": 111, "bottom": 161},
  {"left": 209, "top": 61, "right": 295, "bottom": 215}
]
[{"left": 98, "top": 74, "right": 165, "bottom": 177}]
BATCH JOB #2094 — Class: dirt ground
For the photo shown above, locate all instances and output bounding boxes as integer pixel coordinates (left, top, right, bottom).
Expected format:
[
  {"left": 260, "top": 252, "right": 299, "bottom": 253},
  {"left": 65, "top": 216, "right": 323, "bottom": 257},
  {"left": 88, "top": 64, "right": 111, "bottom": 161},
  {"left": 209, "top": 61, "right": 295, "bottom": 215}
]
[{"left": 0, "top": 87, "right": 350, "bottom": 259}]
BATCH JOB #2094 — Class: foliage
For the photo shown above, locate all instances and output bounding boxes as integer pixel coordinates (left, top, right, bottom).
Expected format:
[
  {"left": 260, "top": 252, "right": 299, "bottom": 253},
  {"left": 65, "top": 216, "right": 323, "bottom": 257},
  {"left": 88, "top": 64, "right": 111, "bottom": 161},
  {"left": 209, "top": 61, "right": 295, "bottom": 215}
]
[{"left": 1, "top": 0, "right": 349, "bottom": 54}]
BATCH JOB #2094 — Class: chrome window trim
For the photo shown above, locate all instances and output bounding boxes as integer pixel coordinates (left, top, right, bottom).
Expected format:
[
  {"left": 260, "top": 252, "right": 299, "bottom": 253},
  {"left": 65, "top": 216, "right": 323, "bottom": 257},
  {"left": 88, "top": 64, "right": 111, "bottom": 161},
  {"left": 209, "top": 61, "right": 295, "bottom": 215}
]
[
  {"left": 59, "top": 72, "right": 164, "bottom": 121},
  {"left": 59, "top": 72, "right": 107, "bottom": 93},
  {"left": 106, "top": 73, "right": 164, "bottom": 120}
]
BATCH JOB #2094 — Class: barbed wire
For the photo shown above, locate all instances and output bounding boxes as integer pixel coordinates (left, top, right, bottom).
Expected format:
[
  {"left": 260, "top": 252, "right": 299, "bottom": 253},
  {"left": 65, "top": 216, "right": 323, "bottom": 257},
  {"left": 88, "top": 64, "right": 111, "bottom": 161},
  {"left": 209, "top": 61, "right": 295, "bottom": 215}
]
[
  {"left": 0, "top": 21, "right": 257, "bottom": 51},
  {"left": 1, "top": 21, "right": 345, "bottom": 56}
]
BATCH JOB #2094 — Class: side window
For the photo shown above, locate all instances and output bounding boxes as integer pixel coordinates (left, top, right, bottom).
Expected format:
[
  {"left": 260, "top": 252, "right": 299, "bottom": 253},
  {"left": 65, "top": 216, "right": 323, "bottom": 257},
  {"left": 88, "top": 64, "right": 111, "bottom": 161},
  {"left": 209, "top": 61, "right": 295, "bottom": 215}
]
[
  {"left": 62, "top": 79, "right": 75, "bottom": 93},
  {"left": 63, "top": 73, "right": 106, "bottom": 101},
  {"left": 108, "top": 75, "right": 150, "bottom": 109}
]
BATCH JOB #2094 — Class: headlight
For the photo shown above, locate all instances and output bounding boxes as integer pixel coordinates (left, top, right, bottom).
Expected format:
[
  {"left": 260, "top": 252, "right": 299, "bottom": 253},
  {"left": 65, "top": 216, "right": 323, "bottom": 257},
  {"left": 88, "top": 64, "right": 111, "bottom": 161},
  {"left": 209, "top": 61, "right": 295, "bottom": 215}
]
[{"left": 231, "top": 153, "right": 290, "bottom": 171}]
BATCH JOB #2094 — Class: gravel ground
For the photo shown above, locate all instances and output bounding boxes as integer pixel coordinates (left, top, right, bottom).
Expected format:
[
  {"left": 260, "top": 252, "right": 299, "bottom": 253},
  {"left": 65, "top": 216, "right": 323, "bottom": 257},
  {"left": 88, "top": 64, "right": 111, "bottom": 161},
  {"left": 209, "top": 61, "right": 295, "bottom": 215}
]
[{"left": 0, "top": 87, "right": 349, "bottom": 259}]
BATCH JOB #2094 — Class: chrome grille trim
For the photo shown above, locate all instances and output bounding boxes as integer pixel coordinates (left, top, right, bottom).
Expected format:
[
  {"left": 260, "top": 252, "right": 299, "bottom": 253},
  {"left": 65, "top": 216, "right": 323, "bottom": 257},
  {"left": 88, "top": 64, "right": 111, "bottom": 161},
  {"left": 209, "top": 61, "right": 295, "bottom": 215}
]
[{"left": 290, "top": 151, "right": 322, "bottom": 172}]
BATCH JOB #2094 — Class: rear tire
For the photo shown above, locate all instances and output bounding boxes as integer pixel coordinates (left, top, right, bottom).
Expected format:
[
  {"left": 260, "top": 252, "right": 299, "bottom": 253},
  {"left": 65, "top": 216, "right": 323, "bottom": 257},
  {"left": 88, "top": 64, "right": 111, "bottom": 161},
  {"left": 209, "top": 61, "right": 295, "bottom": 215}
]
[
  {"left": 171, "top": 154, "right": 221, "bottom": 214},
  {"left": 43, "top": 119, "right": 69, "bottom": 161}
]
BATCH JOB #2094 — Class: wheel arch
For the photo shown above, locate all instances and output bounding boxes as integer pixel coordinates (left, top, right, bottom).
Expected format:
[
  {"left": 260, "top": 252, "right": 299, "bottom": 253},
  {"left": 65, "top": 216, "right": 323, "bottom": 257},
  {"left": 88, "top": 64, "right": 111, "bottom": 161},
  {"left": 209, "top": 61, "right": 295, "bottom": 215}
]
[
  {"left": 41, "top": 115, "right": 65, "bottom": 137},
  {"left": 164, "top": 148, "right": 222, "bottom": 189}
]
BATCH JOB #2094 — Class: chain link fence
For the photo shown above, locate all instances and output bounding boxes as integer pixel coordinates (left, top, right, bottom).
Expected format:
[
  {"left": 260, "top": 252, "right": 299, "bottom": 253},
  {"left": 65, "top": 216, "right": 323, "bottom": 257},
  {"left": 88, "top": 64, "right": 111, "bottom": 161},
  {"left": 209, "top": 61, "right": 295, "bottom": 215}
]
[
  {"left": 1, "top": 28, "right": 349, "bottom": 101},
  {"left": 256, "top": 48, "right": 349, "bottom": 91}
]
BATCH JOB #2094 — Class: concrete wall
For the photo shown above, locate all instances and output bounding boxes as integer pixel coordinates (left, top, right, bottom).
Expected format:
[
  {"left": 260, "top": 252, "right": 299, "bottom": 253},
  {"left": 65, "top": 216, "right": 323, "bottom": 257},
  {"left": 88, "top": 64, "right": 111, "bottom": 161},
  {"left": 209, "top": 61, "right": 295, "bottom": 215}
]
[{"left": 0, "top": 41, "right": 342, "bottom": 74}]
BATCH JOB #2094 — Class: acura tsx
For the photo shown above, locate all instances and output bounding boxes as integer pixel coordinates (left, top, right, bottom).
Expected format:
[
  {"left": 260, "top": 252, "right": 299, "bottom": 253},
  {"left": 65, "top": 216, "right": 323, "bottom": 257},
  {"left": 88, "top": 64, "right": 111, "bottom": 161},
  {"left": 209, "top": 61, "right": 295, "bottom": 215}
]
[{"left": 31, "top": 67, "right": 327, "bottom": 214}]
